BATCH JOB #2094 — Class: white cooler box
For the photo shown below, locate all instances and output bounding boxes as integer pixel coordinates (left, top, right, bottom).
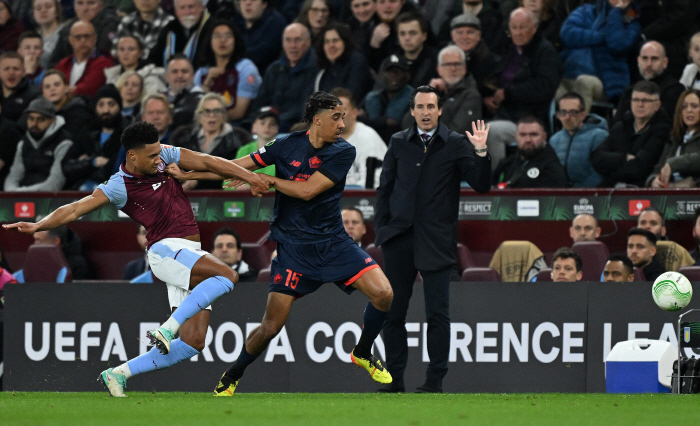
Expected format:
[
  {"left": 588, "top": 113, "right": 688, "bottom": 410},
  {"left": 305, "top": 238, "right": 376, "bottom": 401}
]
[{"left": 605, "top": 339, "right": 675, "bottom": 393}]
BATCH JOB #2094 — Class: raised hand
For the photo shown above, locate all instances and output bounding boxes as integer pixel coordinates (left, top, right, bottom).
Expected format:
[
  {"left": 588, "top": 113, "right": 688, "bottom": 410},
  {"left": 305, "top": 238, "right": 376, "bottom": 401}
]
[
  {"left": 465, "top": 120, "right": 490, "bottom": 149},
  {"left": 3, "top": 222, "right": 40, "bottom": 235}
]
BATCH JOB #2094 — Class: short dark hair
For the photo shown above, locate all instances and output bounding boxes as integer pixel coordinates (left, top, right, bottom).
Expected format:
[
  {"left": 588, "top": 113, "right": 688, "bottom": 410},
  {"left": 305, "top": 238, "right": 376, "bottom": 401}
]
[
  {"left": 409, "top": 85, "right": 442, "bottom": 109},
  {"left": 18, "top": 31, "right": 43, "bottom": 48},
  {"left": 316, "top": 23, "right": 355, "bottom": 69},
  {"left": 47, "top": 225, "right": 68, "bottom": 247},
  {"left": 0, "top": 51, "right": 23, "bottom": 65},
  {"left": 330, "top": 87, "right": 355, "bottom": 107},
  {"left": 628, "top": 227, "right": 658, "bottom": 246},
  {"left": 517, "top": 115, "right": 547, "bottom": 132},
  {"left": 117, "top": 34, "right": 145, "bottom": 51},
  {"left": 302, "top": 91, "right": 342, "bottom": 123},
  {"left": 639, "top": 206, "right": 665, "bottom": 227},
  {"left": 167, "top": 53, "right": 192, "bottom": 67},
  {"left": 212, "top": 227, "right": 241, "bottom": 251},
  {"left": 558, "top": 92, "right": 585, "bottom": 112},
  {"left": 43, "top": 68, "right": 68, "bottom": 85},
  {"left": 632, "top": 80, "right": 660, "bottom": 96},
  {"left": 121, "top": 121, "right": 159, "bottom": 151},
  {"left": 395, "top": 11, "right": 430, "bottom": 34},
  {"left": 552, "top": 247, "right": 582, "bottom": 272},
  {"left": 606, "top": 253, "right": 634, "bottom": 275},
  {"left": 341, "top": 207, "right": 364, "bottom": 219}
]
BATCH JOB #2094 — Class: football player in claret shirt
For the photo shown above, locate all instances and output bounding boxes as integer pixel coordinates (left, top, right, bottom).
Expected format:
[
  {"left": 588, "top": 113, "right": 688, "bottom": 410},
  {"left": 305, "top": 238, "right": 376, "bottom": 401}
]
[
  {"left": 169, "top": 91, "right": 395, "bottom": 394},
  {"left": 3, "top": 121, "right": 270, "bottom": 397}
]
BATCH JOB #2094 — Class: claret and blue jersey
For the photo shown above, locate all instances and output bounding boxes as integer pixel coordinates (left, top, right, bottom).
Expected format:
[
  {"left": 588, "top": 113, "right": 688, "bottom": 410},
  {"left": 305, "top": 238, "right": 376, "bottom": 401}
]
[{"left": 250, "top": 130, "right": 356, "bottom": 245}]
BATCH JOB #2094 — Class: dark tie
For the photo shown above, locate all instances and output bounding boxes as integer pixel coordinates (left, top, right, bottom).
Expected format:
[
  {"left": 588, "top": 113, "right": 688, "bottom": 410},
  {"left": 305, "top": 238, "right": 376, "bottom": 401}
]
[{"left": 421, "top": 133, "right": 430, "bottom": 142}]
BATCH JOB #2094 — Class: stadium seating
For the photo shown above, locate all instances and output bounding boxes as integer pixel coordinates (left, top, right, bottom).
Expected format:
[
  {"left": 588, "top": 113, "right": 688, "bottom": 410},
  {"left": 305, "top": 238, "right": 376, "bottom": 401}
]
[
  {"left": 655, "top": 241, "right": 695, "bottom": 272},
  {"left": 241, "top": 243, "right": 271, "bottom": 273},
  {"left": 678, "top": 266, "right": 700, "bottom": 281},
  {"left": 457, "top": 243, "right": 476, "bottom": 272},
  {"left": 23, "top": 244, "right": 72, "bottom": 283},
  {"left": 256, "top": 268, "right": 271, "bottom": 283},
  {"left": 364, "top": 244, "right": 383, "bottom": 269},
  {"left": 461, "top": 267, "right": 500, "bottom": 282},
  {"left": 534, "top": 268, "right": 553, "bottom": 282},
  {"left": 572, "top": 241, "right": 610, "bottom": 282}
]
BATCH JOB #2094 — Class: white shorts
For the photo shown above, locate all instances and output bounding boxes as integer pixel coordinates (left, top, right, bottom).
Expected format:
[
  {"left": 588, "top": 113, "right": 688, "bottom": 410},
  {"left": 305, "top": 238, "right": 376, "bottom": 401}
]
[{"left": 147, "top": 238, "right": 211, "bottom": 310}]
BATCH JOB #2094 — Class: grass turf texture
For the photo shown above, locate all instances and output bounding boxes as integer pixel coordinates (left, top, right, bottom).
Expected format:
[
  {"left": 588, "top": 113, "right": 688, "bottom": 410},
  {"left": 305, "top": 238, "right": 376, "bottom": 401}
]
[{"left": 2, "top": 392, "right": 700, "bottom": 425}]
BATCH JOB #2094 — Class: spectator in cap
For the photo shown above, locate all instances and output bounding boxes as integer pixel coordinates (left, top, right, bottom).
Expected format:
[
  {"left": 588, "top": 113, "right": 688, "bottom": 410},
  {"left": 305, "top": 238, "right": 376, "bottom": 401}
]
[
  {"left": 439, "top": 0, "right": 503, "bottom": 51},
  {"left": 234, "top": 105, "right": 279, "bottom": 179},
  {"left": 447, "top": 13, "right": 499, "bottom": 88},
  {"left": 363, "top": 54, "right": 414, "bottom": 142},
  {"left": 0, "top": 0, "right": 25, "bottom": 52},
  {"left": 61, "top": 83, "right": 125, "bottom": 190},
  {"left": 4, "top": 96, "right": 73, "bottom": 191}
]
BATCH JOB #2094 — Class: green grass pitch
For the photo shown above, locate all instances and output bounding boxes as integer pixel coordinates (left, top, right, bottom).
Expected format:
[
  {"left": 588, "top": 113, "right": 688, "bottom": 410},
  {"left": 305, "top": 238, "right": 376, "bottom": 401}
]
[{"left": 2, "top": 392, "right": 700, "bottom": 426}]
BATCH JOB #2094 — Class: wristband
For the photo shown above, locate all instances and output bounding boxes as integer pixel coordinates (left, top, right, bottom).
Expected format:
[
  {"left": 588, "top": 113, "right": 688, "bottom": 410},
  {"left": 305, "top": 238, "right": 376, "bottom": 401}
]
[{"left": 474, "top": 148, "right": 488, "bottom": 154}]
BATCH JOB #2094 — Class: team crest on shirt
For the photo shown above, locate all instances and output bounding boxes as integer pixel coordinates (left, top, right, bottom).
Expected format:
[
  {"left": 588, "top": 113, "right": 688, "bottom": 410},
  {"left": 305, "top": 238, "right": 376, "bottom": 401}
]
[
  {"left": 309, "top": 156, "right": 322, "bottom": 168},
  {"left": 157, "top": 162, "right": 166, "bottom": 172}
]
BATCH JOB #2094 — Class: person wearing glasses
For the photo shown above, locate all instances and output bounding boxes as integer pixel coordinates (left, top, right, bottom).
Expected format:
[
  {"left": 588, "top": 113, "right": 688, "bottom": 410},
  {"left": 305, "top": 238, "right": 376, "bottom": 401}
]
[
  {"left": 549, "top": 92, "right": 608, "bottom": 187},
  {"left": 591, "top": 80, "right": 671, "bottom": 187},
  {"left": 170, "top": 92, "right": 246, "bottom": 189}
]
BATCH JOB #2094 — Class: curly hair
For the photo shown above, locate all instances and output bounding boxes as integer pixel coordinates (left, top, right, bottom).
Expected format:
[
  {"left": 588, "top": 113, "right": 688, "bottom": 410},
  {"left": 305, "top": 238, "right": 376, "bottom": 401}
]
[
  {"left": 121, "top": 121, "right": 159, "bottom": 151},
  {"left": 302, "top": 91, "right": 341, "bottom": 123}
]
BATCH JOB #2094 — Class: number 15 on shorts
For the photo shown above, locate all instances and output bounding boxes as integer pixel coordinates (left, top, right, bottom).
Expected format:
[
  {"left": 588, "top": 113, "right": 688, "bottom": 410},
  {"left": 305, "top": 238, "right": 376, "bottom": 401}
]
[{"left": 285, "top": 269, "right": 302, "bottom": 289}]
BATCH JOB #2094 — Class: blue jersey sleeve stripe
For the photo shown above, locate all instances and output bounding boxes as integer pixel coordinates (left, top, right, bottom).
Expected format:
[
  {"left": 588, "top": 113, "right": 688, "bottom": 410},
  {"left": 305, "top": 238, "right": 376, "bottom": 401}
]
[{"left": 160, "top": 145, "right": 181, "bottom": 165}]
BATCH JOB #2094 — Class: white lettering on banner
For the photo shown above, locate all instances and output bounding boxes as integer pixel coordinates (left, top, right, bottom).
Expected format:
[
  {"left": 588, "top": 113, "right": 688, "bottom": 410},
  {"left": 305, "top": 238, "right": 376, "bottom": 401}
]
[
  {"left": 100, "top": 323, "right": 127, "bottom": 361},
  {"left": 55, "top": 322, "right": 76, "bottom": 361},
  {"left": 603, "top": 323, "right": 700, "bottom": 362},
  {"left": 213, "top": 323, "right": 242, "bottom": 363},
  {"left": 476, "top": 323, "right": 499, "bottom": 362},
  {"left": 562, "top": 323, "right": 585, "bottom": 363},
  {"left": 627, "top": 323, "right": 649, "bottom": 340},
  {"left": 25, "top": 322, "right": 50, "bottom": 361},
  {"left": 335, "top": 322, "right": 362, "bottom": 363},
  {"left": 140, "top": 322, "right": 160, "bottom": 354},
  {"left": 603, "top": 323, "right": 612, "bottom": 361},
  {"left": 422, "top": 322, "right": 429, "bottom": 362},
  {"left": 80, "top": 323, "right": 101, "bottom": 361},
  {"left": 307, "top": 322, "right": 334, "bottom": 363},
  {"left": 449, "top": 323, "right": 473, "bottom": 362},
  {"left": 502, "top": 323, "right": 528, "bottom": 362},
  {"left": 265, "top": 327, "right": 294, "bottom": 362},
  {"left": 191, "top": 326, "right": 214, "bottom": 362},
  {"left": 532, "top": 322, "right": 560, "bottom": 363}
]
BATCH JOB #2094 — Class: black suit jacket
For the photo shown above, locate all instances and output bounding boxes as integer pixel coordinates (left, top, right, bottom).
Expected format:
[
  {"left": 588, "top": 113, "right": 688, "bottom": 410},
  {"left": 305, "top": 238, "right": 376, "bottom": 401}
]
[{"left": 375, "top": 122, "right": 491, "bottom": 271}]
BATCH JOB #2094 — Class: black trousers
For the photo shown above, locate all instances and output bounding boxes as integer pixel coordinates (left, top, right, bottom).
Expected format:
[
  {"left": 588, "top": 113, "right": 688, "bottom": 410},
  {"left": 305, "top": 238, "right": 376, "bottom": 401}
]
[{"left": 381, "top": 230, "right": 451, "bottom": 386}]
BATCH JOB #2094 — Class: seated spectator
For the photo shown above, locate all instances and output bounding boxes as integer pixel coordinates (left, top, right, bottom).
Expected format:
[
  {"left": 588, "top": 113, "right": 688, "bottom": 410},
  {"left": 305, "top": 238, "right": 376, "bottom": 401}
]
[
  {"left": 0, "top": 52, "right": 41, "bottom": 123},
  {"left": 627, "top": 227, "right": 665, "bottom": 282},
  {"left": 362, "top": 54, "right": 413, "bottom": 142},
  {"left": 162, "top": 54, "right": 204, "bottom": 127},
  {"left": 518, "top": 0, "right": 563, "bottom": 51},
  {"left": 447, "top": 13, "right": 499, "bottom": 89},
  {"left": 602, "top": 253, "right": 635, "bottom": 282},
  {"left": 53, "top": 20, "right": 115, "bottom": 98},
  {"left": 342, "top": 207, "right": 367, "bottom": 247},
  {"left": 0, "top": 0, "right": 24, "bottom": 52},
  {"left": 141, "top": 93, "right": 174, "bottom": 144},
  {"left": 296, "top": 0, "right": 335, "bottom": 43},
  {"left": 32, "top": 0, "right": 66, "bottom": 69},
  {"left": 395, "top": 11, "right": 437, "bottom": 89},
  {"left": 61, "top": 84, "right": 124, "bottom": 190},
  {"left": 425, "top": 44, "right": 481, "bottom": 135},
  {"left": 32, "top": 225, "right": 92, "bottom": 279},
  {"left": 104, "top": 35, "right": 166, "bottom": 97},
  {"left": 211, "top": 227, "right": 257, "bottom": 282},
  {"left": 366, "top": 0, "right": 413, "bottom": 71},
  {"left": 613, "top": 41, "right": 686, "bottom": 124},
  {"left": 170, "top": 93, "right": 245, "bottom": 189},
  {"left": 112, "top": 0, "right": 174, "bottom": 59},
  {"left": 194, "top": 20, "right": 262, "bottom": 122},
  {"left": 233, "top": 0, "right": 286, "bottom": 74},
  {"left": 115, "top": 70, "right": 143, "bottom": 123},
  {"left": 637, "top": 206, "right": 667, "bottom": 241},
  {"left": 313, "top": 23, "right": 373, "bottom": 105},
  {"left": 0, "top": 103, "right": 22, "bottom": 188},
  {"left": 148, "top": 0, "right": 213, "bottom": 68},
  {"left": 18, "top": 31, "right": 45, "bottom": 86},
  {"left": 330, "top": 88, "right": 386, "bottom": 188},
  {"left": 691, "top": 207, "right": 700, "bottom": 265},
  {"left": 49, "top": 0, "right": 119, "bottom": 67},
  {"left": 559, "top": 0, "right": 641, "bottom": 108},
  {"left": 492, "top": 116, "right": 568, "bottom": 188},
  {"left": 438, "top": 0, "right": 503, "bottom": 52},
  {"left": 591, "top": 81, "right": 671, "bottom": 187},
  {"left": 234, "top": 106, "right": 278, "bottom": 178},
  {"left": 249, "top": 23, "right": 317, "bottom": 132},
  {"left": 4, "top": 97, "right": 72, "bottom": 192},
  {"left": 41, "top": 69, "right": 93, "bottom": 146},
  {"left": 550, "top": 247, "right": 583, "bottom": 282},
  {"left": 549, "top": 92, "right": 608, "bottom": 187},
  {"left": 648, "top": 89, "right": 700, "bottom": 188},
  {"left": 122, "top": 224, "right": 149, "bottom": 280},
  {"left": 569, "top": 213, "right": 601, "bottom": 243},
  {"left": 680, "top": 32, "right": 700, "bottom": 90},
  {"left": 348, "top": 0, "right": 380, "bottom": 59}
]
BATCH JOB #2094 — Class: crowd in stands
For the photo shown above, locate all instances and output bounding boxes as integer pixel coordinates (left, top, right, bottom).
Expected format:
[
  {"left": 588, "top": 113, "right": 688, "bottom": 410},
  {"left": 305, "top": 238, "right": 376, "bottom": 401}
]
[{"left": 0, "top": 0, "right": 697, "bottom": 191}]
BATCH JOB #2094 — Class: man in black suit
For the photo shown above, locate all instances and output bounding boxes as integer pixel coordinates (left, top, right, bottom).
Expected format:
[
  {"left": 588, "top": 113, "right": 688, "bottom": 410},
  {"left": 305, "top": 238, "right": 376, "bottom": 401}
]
[
  {"left": 375, "top": 85, "right": 491, "bottom": 393},
  {"left": 122, "top": 225, "right": 149, "bottom": 280}
]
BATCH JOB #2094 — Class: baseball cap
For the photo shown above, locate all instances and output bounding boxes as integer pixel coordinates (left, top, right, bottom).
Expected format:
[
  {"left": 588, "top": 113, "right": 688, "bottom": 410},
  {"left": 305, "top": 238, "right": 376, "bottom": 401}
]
[
  {"left": 451, "top": 13, "right": 481, "bottom": 31},
  {"left": 380, "top": 55, "right": 410, "bottom": 73},
  {"left": 25, "top": 97, "right": 56, "bottom": 119},
  {"left": 254, "top": 106, "right": 279, "bottom": 122}
]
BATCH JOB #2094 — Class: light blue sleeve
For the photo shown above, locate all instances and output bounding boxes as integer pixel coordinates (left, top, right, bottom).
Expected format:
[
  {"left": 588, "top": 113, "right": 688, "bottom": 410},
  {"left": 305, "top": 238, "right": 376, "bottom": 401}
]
[
  {"left": 236, "top": 58, "right": 262, "bottom": 99},
  {"left": 160, "top": 145, "right": 181, "bottom": 165},
  {"left": 193, "top": 67, "right": 208, "bottom": 87},
  {"left": 97, "top": 174, "right": 128, "bottom": 209}
]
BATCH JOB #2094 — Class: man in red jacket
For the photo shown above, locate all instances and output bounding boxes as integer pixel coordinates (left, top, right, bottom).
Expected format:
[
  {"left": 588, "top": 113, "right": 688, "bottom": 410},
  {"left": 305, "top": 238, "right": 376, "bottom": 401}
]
[{"left": 54, "top": 20, "right": 114, "bottom": 98}]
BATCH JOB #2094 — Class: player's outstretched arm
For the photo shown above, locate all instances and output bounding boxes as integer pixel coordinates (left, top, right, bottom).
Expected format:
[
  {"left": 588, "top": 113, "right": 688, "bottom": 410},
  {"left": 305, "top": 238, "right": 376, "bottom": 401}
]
[
  {"left": 165, "top": 163, "right": 225, "bottom": 181},
  {"left": 3, "top": 189, "right": 110, "bottom": 235},
  {"left": 269, "top": 172, "right": 335, "bottom": 201},
  {"left": 178, "top": 149, "right": 269, "bottom": 195}
]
